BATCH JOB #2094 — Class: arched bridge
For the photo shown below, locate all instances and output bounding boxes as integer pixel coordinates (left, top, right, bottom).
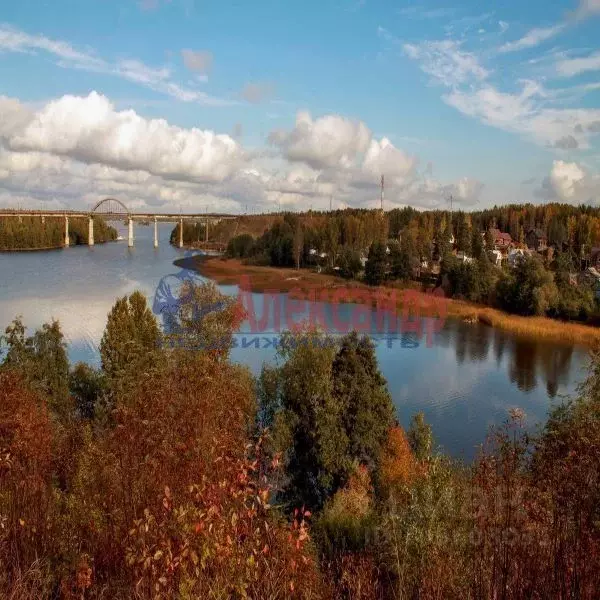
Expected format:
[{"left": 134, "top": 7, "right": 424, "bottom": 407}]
[
  {"left": 0, "top": 198, "right": 238, "bottom": 249},
  {"left": 91, "top": 197, "right": 131, "bottom": 217}
]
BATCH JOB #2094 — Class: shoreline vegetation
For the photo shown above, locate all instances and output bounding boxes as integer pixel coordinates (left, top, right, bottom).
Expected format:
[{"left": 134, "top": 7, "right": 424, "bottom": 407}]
[
  {"left": 177, "top": 254, "right": 600, "bottom": 347},
  {"left": 2, "top": 284, "right": 599, "bottom": 598},
  {"left": 0, "top": 215, "right": 117, "bottom": 250}
]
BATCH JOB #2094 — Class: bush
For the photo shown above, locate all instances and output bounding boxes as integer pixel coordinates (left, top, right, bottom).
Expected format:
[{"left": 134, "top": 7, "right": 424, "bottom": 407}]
[{"left": 226, "top": 233, "right": 256, "bottom": 259}]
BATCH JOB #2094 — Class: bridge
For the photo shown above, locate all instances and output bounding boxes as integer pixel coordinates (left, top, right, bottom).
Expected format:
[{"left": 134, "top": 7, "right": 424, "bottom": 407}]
[{"left": 0, "top": 198, "right": 238, "bottom": 248}]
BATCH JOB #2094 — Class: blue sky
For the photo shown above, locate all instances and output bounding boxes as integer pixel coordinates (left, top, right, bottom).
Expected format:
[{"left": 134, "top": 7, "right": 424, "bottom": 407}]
[{"left": 0, "top": 0, "right": 599, "bottom": 212}]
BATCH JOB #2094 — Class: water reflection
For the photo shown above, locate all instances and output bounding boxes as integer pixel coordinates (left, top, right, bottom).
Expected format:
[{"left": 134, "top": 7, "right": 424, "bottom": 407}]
[{"left": 0, "top": 229, "right": 590, "bottom": 459}]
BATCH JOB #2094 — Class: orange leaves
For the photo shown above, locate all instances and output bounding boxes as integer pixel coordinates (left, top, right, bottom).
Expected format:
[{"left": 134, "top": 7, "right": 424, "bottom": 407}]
[{"left": 379, "top": 425, "right": 417, "bottom": 495}]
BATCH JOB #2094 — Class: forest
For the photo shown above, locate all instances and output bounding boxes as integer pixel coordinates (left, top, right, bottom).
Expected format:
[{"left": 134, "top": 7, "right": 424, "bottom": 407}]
[
  {"left": 1, "top": 280, "right": 599, "bottom": 599},
  {"left": 0, "top": 216, "right": 117, "bottom": 250},
  {"left": 211, "top": 204, "right": 600, "bottom": 323}
]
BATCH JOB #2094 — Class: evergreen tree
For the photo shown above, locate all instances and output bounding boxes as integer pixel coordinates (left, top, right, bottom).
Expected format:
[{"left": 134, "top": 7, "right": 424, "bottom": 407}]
[
  {"left": 471, "top": 227, "right": 484, "bottom": 260},
  {"left": 100, "top": 291, "right": 163, "bottom": 386},
  {"left": 259, "top": 330, "right": 394, "bottom": 511},
  {"left": 365, "top": 241, "right": 387, "bottom": 286}
]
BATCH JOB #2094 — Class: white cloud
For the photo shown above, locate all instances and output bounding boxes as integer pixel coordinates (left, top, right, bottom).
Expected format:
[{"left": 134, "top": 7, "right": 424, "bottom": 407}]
[
  {"left": 269, "top": 111, "right": 372, "bottom": 170},
  {"left": 181, "top": 49, "right": 212, "bottom": 75},
  {"left": 1, "top": 92, "right": 244, "bottom": 183},
  {"left": 403, "top": 40, "right": 489, "bottom": 87},
  {"left": 0, "top": 24, "right": 231, "bottom": 106},
  {"left": 499, "top": 25, "right": 564, "bottom": 53},
  {"left": 444, "top": 81, "right": 600, "bottom": 149},
  {"left": 362, "top": 137, "right": 416, "bottom": 180},
  {"left": 539, "top": 160, "right": 600, "bottom": 203},
  {"left": 0, "top": 92, "right": 484, "bottom": 213},
  {"left": 574, "top": 0, "right": 600, "bottom": 19},
  {"left": 556, "top": 50, "right": 600, "bottom": 77}
]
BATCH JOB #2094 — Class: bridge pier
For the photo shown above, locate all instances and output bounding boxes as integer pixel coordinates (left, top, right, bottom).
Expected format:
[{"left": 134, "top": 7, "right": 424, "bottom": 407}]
[
  {"left": 179, "top": 218, "right": 183, "bottom": 249},
  {"left": 205, "top": 219, "right": 209, "bottom": 243},
  {"left": 88, "top": 217, "right": 94, "bottom": 246},
  {"left": 64, "top": 216, "right": 70, "bottom": 247},
  {"left": 128, "top": 218, "right": 134, "bottom": 248},
  {"left": 154, "top": 217, "right": 158, "bottom": 248}
]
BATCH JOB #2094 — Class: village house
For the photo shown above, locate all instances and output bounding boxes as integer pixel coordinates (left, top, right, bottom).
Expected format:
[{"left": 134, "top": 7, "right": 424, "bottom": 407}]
[
  {"left": 525, "top": 228, "right": 548, "bottom": 253},
  {"left": 490, "top": 249, "right": 503, "bottom": 266},
  {"left": 456, "top": 251, "right": 473, "bottom": 264},
  {"left": 588, "top": 247, "right": 600, "bottom": 270},
  {"left": 489, "top": 228, "right": 512, "bottom": 250},
  {"left": 507, "top": 247, "right": 530, "bottom": 268}
]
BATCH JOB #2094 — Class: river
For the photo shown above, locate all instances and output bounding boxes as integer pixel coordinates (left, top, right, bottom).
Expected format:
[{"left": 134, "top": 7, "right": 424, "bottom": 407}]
[{"left": 0, "top": 223, "right": 590, "bottom": 460}]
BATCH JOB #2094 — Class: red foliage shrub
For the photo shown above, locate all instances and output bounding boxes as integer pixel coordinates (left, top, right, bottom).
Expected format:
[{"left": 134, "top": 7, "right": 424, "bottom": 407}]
[{"left": 0, "top": 371, "right": 54, "bottom": 585}]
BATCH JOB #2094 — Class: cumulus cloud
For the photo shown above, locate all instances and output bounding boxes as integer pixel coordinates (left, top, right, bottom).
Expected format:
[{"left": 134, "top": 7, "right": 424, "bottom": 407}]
[
  {"left": 403, "top": 39, "right": 488, "bottom": 86},
  {"left": 538, "top": 160, "right": 600, "bottom": 203},
  {"left": 499, "top": 25, "right": 564, "bottom": 53},
  {"left": 362, "top": 137, "right": 416, "bottom": 180},
  {"left": 0, "top": 92, "right": 483, "bottom": 213},
  {"left": 269, "top": 111, "right": 372, "bottom": 170},
  {"left": 181, "top": 49, "right": 213, "bottom": 75},
  {"left": 0, "top": 92, "right": 244, "bottom": 183}
]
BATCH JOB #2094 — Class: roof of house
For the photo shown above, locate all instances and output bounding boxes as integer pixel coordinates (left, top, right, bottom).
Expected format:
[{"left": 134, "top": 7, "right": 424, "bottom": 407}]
[{"left": 489, "top": 228, "right": 512, "bottom": 242}]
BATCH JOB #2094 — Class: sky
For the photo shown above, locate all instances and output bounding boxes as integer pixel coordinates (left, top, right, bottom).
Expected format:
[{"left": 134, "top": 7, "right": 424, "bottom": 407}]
[{"left": 0, "top": 0, "right": 599, "bottom": 214}]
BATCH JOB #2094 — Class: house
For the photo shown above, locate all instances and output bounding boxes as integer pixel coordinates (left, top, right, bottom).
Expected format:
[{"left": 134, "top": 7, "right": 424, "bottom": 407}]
[
  {"left": 489, "top": 228, "right": 512, "bottom": 250},
  {"left": 584, "top": 267, "right": 600, "bottom": 300},
  {"left": 589, "top": 247, "right": 600, "bottom": 269},
  {"left": 525, "top": 228, "right": 548, "bottom": 252},
  {"left": 456, "top": 251, "right": 473, "bottom": 264},
  {"left": 507, "top": 248, "right": 530, "bottom": 268},
  {"left": 490, "top": 249, "right": 503, "bottom": 266}
]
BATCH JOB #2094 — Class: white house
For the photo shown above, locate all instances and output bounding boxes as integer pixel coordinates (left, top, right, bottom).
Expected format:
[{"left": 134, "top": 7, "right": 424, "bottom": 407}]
[
  {"left": 490, "top": 249, "right": 503, "bottom": 266},
  {"left": 507, "top": 248, "right": 529, "bottom": 268}
]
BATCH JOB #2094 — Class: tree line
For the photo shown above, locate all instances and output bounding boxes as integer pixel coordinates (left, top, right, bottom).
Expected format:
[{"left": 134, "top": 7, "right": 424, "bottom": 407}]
[
  {"left": 1, "top": 280, "right": 599, "bottom": 598},
  {"left": 220, "top": 205, "right": 600, "bottom": 322},
  {"left": 0, "top": 216, "right": 117, "bottom": 250}
]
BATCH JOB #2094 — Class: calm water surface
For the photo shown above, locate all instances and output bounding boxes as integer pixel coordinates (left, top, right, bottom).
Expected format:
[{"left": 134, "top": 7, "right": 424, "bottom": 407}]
[{"left": 0, "top": 224, "right": 590, "bottom": 460}]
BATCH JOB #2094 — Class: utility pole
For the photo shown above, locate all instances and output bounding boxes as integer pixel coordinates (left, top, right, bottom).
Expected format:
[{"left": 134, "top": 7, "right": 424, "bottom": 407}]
[{"left": 330, "top": 195, "right": 333, "bottom": 212}]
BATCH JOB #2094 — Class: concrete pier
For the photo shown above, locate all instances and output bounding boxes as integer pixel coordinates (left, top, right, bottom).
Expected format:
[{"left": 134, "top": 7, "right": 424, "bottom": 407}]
[
  {"left": 154, "top": 217, "right": 159, "bottom": 248},
  {"left": 128, "top": 218, "right": 134, "bottom": 248},
  {"left": 64, "top": 216, "right": 70, "bottom": 247},
  {"left": 88, "top": 217, "right": 94, "bottom": 246}
]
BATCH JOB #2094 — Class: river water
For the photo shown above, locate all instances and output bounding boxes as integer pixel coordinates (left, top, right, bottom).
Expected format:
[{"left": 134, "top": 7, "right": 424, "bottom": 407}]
[{"left": 0, "top": 223, "right": 590, "bottom": 460}]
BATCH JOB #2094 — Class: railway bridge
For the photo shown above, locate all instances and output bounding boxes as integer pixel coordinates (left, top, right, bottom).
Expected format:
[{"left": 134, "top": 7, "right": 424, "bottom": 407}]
[{"left": 0, "top": 198, "right": 237, "bottom": 248}]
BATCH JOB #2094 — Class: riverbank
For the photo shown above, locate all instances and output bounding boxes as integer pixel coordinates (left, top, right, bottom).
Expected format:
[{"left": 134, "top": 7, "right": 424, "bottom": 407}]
[
  {"left": 177, "top": 254, "right": 600, "bottom": 348},
  {"left": 0, "top": 245, "right": 64, "bottom": 252}
]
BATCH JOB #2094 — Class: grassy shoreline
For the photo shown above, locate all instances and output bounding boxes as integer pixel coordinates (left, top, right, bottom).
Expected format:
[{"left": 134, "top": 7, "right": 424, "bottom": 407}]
[{"left": 176, "top": 254, "right": 600, "bottom": 348}]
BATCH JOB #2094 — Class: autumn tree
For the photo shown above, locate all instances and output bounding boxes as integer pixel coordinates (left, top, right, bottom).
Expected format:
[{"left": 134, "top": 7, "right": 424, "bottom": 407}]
[{"left": 1, "top": 317, "right": 70, "bottom": 419}]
